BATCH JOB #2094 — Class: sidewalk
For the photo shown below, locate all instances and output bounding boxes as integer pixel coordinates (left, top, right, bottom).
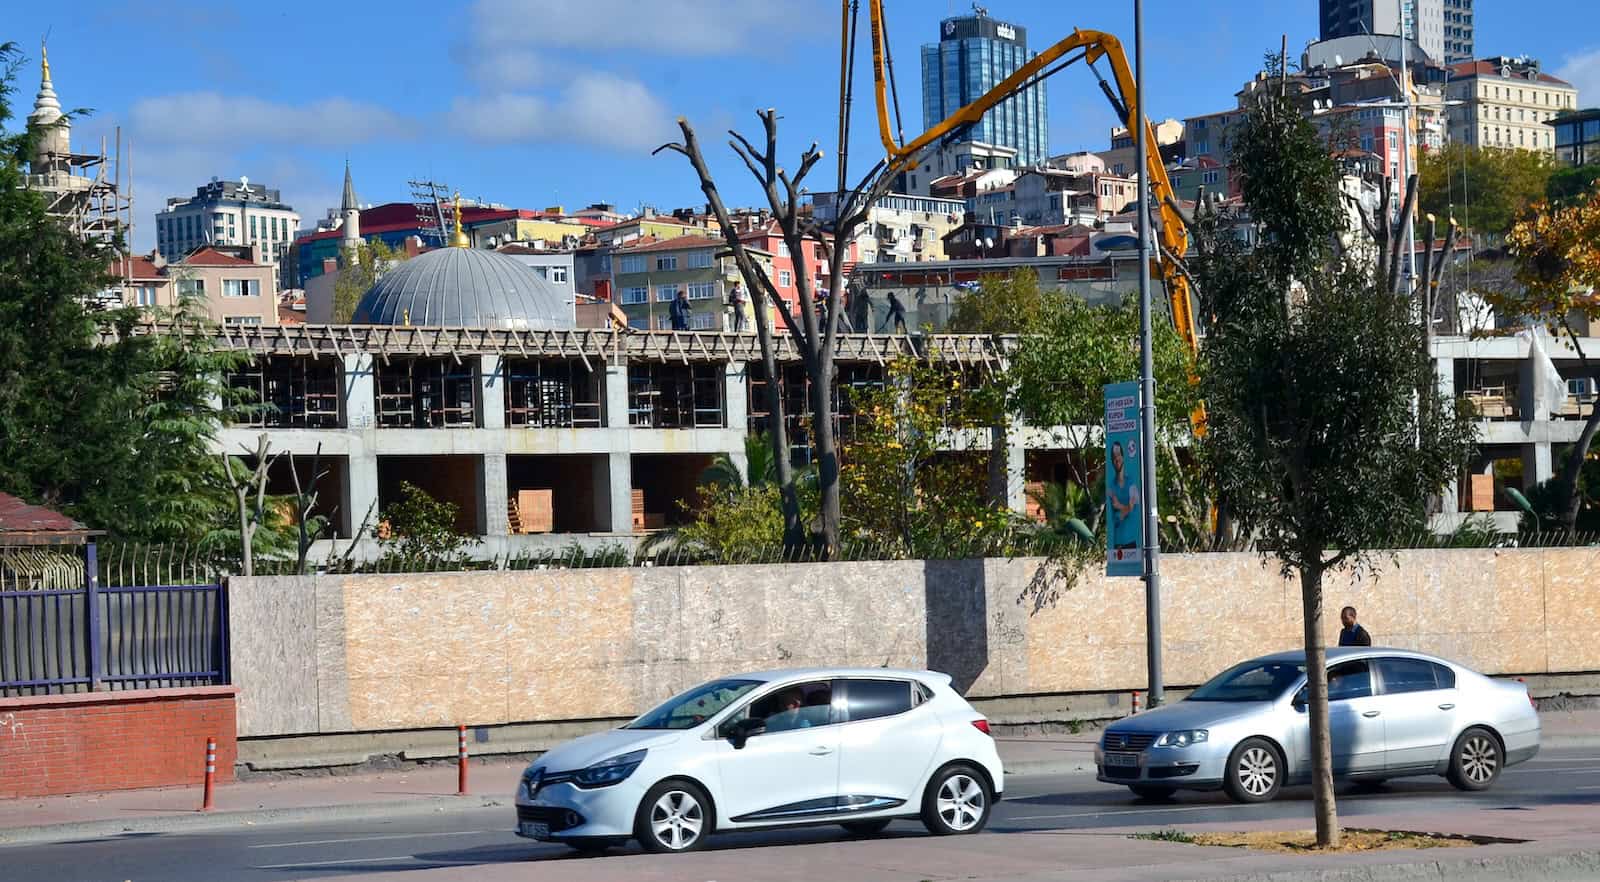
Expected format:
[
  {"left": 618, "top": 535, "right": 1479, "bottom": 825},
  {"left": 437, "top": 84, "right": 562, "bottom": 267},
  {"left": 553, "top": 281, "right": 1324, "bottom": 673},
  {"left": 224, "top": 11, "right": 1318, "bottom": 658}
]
[{"left": 1, "top": 710, "right": 1595, "bottom": 847}]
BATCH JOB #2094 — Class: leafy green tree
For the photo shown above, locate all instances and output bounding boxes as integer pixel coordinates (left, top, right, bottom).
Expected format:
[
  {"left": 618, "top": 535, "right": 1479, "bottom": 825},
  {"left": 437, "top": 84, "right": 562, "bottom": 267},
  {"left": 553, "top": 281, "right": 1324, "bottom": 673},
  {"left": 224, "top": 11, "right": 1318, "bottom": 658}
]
[
  {"left": 1417, "top": 143, "right": 1558, "bottom": 237},
  {"left": 332, "top": 238, "right": 403, "bottom": 323},
  {"left": 1192, "top": 94, "right": 1475, "bottom": 847},
  {"left": 700, "top": 433, "right": 780, "bottom": 489},
  {"left": 1546, "top": 165, "right": 1600, "bottom": 207},
  {"left": 946, "top": 270, "right": 1052, "bottom": 334},
  {"left": 378, "top": 482, "right": 477, "bottom": 569}
]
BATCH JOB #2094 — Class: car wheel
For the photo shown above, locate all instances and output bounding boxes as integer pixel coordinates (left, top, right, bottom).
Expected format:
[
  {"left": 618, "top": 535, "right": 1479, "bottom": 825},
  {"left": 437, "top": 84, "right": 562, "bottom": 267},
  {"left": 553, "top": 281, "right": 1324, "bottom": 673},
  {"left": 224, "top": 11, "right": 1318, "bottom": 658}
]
[
  {"left": 1447, "top": 727, "right": 1502, "bottom": 791},
  {"left": 1223, "top": 738, "right": 1283, "bottom": 804},
  {"left": 921, "top": 764, "right": 992, "bottom": 836},
  {"left": 840, "top": 818, "right": 893, "bottom": 836},
  {"left": 635, "top": 780, "right": 712, "bottom": 853},
  {"left": 1128, "top": 785, "right": 1177, "bottom": 800}
]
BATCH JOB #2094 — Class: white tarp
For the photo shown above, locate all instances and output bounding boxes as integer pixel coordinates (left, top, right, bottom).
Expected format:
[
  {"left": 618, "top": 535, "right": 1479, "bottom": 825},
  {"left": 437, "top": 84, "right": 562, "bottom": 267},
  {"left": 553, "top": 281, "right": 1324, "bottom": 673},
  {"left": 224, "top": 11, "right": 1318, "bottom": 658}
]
[{"left": 1518, "top": 328, "right": 1569, "bottom": 420}]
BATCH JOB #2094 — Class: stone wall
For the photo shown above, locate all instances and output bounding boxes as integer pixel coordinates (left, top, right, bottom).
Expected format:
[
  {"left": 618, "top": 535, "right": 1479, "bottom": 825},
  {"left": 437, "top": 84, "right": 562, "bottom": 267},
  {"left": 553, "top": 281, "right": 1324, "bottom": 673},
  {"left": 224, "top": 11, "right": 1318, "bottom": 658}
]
[{"left": 228, "top": 548, "right": 1600, "bottom": 739}]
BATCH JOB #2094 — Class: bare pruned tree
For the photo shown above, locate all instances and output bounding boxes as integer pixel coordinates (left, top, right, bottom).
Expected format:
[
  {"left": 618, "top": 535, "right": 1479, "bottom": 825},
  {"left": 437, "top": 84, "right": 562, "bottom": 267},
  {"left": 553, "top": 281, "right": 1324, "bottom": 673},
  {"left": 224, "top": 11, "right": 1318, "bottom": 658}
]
[
  {"left": 287, "top": 443, "right": 333, "bottom": 574},
  {"left": 221, "top": 433, "right": 280, "bottom": 577},
  {"left": 655, "top": 109, "right": 906, "bottom": 553}
]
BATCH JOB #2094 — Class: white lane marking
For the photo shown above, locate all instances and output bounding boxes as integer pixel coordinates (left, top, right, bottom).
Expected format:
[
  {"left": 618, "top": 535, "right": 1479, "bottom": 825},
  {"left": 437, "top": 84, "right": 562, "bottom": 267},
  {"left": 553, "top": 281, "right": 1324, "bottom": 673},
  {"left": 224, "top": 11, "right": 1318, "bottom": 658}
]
[
  {"left": 1507, "top": 766, "right": 1600, "bottom": 774},
  {"left": 1009, "top": 804, "right": 1238, "bottom": 821},
  {"left": 255, "top": 854, "right": 492, "bottom": 870},
  {"left": 249, "top": 830, "right": 495, "bottom": 849}
]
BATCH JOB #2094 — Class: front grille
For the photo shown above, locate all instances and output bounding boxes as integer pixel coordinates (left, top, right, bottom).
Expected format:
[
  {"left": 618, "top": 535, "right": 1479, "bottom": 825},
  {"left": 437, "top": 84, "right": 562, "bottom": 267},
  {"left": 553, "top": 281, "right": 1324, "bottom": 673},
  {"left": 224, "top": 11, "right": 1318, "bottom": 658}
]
[
  {"left": 517, "top": 804, "right": 585, "bottom": 832},
  {"left": 1102, "top": 731, "right": 1156, "bottom": 751},
  {"left": 1150, "top": 764, "right": 1199, "bottom": 779},
  {"left": 1101, "top": 765, "right": 1140, "bottom": 780}
]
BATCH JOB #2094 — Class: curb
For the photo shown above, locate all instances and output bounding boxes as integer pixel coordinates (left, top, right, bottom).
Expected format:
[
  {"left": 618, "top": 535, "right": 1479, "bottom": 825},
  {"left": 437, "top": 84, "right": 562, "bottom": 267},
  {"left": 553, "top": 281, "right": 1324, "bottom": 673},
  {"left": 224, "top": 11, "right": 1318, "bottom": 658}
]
[
  {"left": 1174, "top": 849, "right": 1600, "bottom": 882},
  {"left": 0, "top": 794, "right": 505, "bottom": 848}
]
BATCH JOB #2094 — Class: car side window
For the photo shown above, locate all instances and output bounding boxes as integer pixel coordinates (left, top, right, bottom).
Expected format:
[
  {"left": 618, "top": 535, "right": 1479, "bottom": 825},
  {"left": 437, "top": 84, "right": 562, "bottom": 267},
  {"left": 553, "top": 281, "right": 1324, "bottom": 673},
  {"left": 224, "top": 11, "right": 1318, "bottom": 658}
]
[
  {"left": 1432, "top": 663, "right": 1456, "bottom": 689},
  {"left": 1326, "top": 660, "right": 1373, "bottom": 702},
  {"left": 844, "top": 679, "right": 914, "bottom": 722},
  {"left": 1376, "top": 657, "right": 1440, "bottom": 695},
  {"left": 740, "top": 680, "right": 835, "bottom": 734}
]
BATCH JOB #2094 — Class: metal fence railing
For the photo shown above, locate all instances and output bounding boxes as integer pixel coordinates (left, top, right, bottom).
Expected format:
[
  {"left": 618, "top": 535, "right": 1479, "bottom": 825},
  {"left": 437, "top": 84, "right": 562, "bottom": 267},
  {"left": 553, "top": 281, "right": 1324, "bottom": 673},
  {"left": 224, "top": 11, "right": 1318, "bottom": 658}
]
[{"left": 0, "top": 543, "right": 228, "bottom": 698}]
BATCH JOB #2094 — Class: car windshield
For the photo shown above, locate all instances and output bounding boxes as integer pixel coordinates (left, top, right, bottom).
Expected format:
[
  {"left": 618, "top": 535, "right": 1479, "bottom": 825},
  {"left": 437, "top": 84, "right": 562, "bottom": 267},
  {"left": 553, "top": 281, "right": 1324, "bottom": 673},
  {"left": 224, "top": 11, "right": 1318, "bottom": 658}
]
[
  {"left": 1187, "top": 660, "right": 1306, "bottom": 702},
  {"left": 625, "top": 679, "right": 761, "bottom": 730}
]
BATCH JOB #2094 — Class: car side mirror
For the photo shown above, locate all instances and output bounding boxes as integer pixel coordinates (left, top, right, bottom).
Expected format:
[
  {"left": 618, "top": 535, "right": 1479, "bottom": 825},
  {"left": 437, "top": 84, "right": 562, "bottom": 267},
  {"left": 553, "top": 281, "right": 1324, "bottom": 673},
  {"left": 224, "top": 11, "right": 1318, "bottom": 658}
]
[
  {"left": 724, "top": 717, "right": 764, "bottom": 749},
  {"left": 1292, "top": 690, "right": 1308, "bottom": 711}
]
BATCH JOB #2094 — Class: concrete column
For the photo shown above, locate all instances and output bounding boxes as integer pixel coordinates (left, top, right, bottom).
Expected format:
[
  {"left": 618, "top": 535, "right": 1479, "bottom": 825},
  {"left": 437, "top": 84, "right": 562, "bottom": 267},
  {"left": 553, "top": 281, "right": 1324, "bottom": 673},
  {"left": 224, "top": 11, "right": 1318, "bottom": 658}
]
[
  {"left": 723, "top": 361, "right": 748, "bottom": 431},
  {"left": 341, "top": 353, "right": 380, "bottom": 538},
  {"left": 1435, "top": 356, "right": 1459, "bottom": 515},
  {"left": 604, "top": 359, "right": 630, "bottom": 429},
  {"left": 479, "top": 354, "right": 505, "bottom": 430},
  {"left": 1522, "top": 442, "right": 1553, "bottom": 490},
  {"left": 342, "top": 353, "right": 375, "bottom": 431},
  {"left": 481, "top": 453, "right": 509, "bottom": 536},
  {"left": 1004, "top": 438, "right": 1027, "bottom": 516},
  {"left": 598, "top": 451, "right": 634, "bottom": 533}
]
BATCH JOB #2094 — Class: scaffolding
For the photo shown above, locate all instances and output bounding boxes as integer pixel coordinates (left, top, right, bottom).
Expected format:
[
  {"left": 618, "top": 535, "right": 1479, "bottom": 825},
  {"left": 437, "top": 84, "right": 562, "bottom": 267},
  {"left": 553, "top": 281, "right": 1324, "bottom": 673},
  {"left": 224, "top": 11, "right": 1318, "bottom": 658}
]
[
  {"left": 28, "top": 130, "right": 132, "bottom": 277},
  {"left": 229, "top": 356, "right": 342, "bottom": 428},
  {"left": 628, "top": 363, "right": 724, "bottom": 428},
  {"left": 504, "top": 358, "right": 604, "bottom": 428},
  {"left": 374, "top": 357, "right": 477, "bottom": 428}
]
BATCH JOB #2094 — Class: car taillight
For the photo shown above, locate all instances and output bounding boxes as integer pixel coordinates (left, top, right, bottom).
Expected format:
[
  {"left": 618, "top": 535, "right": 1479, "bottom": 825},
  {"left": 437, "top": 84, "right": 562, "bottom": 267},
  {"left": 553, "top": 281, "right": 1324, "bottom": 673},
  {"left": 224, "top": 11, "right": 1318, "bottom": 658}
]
[
  {"left": 1518, "top": 678, "right": 1536, "bottom": 709},
  {"left": 971, "top": 718, "right": 991, "bottom": 735}
]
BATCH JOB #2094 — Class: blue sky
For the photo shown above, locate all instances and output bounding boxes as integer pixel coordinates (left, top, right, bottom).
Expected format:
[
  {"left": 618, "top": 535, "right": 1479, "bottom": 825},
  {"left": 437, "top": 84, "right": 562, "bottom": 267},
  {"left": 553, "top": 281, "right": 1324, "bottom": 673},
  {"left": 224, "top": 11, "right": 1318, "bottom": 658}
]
[{"left": 9, "top": 1, "right": 1599, "bottom": 251}]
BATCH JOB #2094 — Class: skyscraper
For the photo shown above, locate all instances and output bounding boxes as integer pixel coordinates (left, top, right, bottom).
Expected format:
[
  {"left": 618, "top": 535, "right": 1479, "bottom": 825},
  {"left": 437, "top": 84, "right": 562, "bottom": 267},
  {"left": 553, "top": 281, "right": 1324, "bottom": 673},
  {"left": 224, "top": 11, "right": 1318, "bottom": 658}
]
[
  {"left": 920, "top": 10, "right": 1048, "bottom": 166},
  {"left": 1318, "top": 0, "right": 1471, "bottom": 65}
]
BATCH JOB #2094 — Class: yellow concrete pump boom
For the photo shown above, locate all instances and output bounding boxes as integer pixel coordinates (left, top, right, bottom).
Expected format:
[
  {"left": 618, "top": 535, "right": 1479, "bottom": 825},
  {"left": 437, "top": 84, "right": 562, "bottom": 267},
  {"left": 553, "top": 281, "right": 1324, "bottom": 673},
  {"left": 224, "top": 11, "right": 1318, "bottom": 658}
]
[{"left": 861, "top": 2, "right": 1201, "bottom": 369}]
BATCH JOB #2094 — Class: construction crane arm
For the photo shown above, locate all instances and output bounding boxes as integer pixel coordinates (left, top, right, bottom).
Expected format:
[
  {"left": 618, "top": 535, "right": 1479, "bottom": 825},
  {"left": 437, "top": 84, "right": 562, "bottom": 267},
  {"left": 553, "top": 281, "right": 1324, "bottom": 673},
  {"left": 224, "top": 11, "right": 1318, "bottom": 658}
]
[{"left": 863, "top": 4, "right": 1199, "bottom": 364}]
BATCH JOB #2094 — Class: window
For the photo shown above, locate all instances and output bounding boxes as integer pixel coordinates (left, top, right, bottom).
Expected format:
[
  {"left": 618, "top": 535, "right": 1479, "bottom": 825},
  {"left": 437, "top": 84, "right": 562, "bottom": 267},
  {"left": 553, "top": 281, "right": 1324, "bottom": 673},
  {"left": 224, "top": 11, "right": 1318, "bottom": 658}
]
[
  {"left": 1376, "top": 657, "right": 1450, "bottom": 695},
  {"left": 620, "top": 286, "right": 648, "bottom": 305},
  {"left": 223, "top": 315, "right": 262, "bottom": 327},
  {"left": 177, "top": 278, "right": 205, "bottom": 298},
  {"left": 134, "top": 285, "right": 158, "bottom": 307},
  {"left": 222, "top": 278, "right": 261, "bottom": 297},
  {"left": 687, "top": 282, "right": 716, "bottom": 301},
  {"left": 1190, "top": 660, "right": 1305, "bottom": 702},
  {"left": 619, "top": 255, "right": 645, "bottom": 274},
  {"left": 250, "top": 216, "right": 257, "bottom": 237},
  {"left": 778, "top": 242, "right": 790, "bottom": 257},
  {"left": 549, "top": 265, "right": 568, "bottom": 284},
  {"left": 689, "top": 312, "right": 716, "bottom": 330},
  {"left": 1202, "top": 170, "right": 1220, "bottom": 185},
  {"left": 844, "top": 679, "right": 913, "bottom": 721},
  {"left": 779, "top": 270, "right": 793, "bottom": 287},
  {"left": 737, "top": 681, "right": 835, "bottom": 733},
  {"left": 627, "top": 679, "right": 760, "bottom": 730},
  {"left": 1327, "top": 660, "right": 1373, "bottom": 702},
  {"left": 655, "top": 284, "right": 679, "bottom": 302},
  {"left": 627, "top": 315, "right": 651, "bottom": 330},
  {"left": 687, "top": 250, "right": 713, "bottom": 268},
  {"left": 655, "top": 255, "right": 678, "bottom": 271}
]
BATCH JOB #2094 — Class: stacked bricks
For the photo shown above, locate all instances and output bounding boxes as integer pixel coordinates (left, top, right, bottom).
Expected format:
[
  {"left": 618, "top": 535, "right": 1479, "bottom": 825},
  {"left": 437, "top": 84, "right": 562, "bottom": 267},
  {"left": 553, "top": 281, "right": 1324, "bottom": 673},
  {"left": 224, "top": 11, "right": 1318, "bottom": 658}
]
[{"left": 0, "top": 686, "right": 238, "bottom": 798}]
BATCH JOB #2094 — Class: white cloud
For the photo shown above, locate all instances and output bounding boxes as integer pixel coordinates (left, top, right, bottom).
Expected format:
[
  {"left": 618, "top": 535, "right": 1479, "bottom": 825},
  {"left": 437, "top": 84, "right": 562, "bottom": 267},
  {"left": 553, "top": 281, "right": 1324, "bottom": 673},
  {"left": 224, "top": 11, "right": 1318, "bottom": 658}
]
[
  {"left": 1555, "top": 47, "right": 1600, "bottom": 108},
  {"left": 129, "top": 93, "right": 418, "bottom": 147},
  {"left": 449, "top": 74, "right": 675, "bottom": 152},
  {"left": 466, "top": 0, "right": 827, "bottom": 58}
]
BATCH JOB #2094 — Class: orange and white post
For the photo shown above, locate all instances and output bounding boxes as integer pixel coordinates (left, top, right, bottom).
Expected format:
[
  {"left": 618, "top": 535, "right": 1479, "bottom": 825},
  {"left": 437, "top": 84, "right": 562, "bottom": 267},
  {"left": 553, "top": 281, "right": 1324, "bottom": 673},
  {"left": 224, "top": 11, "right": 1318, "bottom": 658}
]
[
  {"left": 201, "top": 736, "right": 217, "bottom": 811},
  {"left": 457, "top": 725, "right": 469, "bottom": 795}
]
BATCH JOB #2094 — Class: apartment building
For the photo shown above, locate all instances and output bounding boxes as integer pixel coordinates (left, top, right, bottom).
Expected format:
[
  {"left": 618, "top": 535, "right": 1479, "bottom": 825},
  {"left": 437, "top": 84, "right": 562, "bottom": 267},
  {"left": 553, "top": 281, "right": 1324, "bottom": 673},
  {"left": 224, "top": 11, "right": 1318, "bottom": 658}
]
[
  {"left": 156, "top": 179, "right": 300, "bottom": 291},
  {"left": 611, "top": 237, "right": 767, "bottom": 331},
  {"left": 1446, "top": 57, "right": 1578, "bottom": 152}
]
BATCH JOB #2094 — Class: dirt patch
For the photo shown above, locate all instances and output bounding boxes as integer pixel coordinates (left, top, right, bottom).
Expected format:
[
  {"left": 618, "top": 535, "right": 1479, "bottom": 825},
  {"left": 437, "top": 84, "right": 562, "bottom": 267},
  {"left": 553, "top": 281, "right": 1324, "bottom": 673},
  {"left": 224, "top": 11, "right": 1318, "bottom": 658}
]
[{"left": 1187, "top": 829, "right": 1486, "bottom": 854}]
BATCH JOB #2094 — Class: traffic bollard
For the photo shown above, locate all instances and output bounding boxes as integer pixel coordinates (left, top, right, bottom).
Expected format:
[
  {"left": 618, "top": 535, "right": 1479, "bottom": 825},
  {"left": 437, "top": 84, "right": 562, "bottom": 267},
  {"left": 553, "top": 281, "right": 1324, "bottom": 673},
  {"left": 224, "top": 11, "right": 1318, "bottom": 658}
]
[
  {"left": 458, "top": 725, "right": 469, "bottom": 795},
  {"left": 1130, "top": 690, "right": 1142, "bottom": 715},
  {"left": 202, "top": 736, "right": 216, "bottom": 811}
]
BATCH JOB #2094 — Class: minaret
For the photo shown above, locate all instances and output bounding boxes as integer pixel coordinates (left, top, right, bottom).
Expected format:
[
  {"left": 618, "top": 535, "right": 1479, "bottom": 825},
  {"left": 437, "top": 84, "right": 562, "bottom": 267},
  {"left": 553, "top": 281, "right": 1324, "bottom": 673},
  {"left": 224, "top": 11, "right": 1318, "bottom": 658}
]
[
  {"left": 339, "top": 160, "right": 361, "bottom": 249},
  {"left": 28, "top": 42, "right": 71, "bottom": 176}
]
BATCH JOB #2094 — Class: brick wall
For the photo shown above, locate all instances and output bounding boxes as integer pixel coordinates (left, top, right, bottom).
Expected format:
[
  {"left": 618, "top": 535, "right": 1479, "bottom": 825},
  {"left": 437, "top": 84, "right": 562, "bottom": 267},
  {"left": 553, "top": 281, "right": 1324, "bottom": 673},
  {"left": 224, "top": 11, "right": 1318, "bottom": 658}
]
[{"left": 0, "top": 686, "right": 237, "bottom": 799}]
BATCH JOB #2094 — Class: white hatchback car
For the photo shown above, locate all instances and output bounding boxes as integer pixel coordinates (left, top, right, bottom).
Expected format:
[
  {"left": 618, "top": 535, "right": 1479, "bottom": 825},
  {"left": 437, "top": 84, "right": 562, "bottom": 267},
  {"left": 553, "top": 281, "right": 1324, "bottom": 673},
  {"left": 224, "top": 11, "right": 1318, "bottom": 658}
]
[{"left": 514, "top": 668, "right": 1004, "bottom": 853}]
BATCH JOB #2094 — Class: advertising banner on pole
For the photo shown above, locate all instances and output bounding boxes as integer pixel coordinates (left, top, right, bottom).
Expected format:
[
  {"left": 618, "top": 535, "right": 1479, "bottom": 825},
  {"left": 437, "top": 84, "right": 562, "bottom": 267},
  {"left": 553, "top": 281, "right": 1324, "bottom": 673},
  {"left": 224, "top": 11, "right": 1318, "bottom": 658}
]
[{"left": 1104, "top": 381, "right": 1144, "bottom": 577}]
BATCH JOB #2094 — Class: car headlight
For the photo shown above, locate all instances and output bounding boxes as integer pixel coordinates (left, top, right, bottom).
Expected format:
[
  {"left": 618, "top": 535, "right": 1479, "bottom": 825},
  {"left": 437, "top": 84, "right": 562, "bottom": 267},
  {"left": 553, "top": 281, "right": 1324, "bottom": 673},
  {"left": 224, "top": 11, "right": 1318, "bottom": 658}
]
[
  {"left": 1154, "top": 730, "right": 1209, "bottom": 748},
  {"left": 573, "top": 749, "right": 647, "bottom": 788}
]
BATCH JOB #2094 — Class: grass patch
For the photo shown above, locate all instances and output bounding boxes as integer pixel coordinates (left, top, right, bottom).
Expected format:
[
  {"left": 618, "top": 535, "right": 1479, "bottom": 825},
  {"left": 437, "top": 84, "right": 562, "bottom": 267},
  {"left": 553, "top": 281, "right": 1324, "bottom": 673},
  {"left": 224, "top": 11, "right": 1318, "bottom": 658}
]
[{"left": 1129, "top": 829, "right": 1197, "bottom": 844}]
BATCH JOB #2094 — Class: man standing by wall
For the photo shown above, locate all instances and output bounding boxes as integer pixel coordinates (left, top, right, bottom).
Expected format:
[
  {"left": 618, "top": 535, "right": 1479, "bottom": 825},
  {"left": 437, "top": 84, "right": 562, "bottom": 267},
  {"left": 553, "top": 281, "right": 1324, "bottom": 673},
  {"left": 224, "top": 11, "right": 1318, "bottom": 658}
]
[
  {"left": 670, "top": 288, "right": 692, "bottom": 331},
  {"left": 1339, "top": 606, "right": 1373, "bottom": 646}
]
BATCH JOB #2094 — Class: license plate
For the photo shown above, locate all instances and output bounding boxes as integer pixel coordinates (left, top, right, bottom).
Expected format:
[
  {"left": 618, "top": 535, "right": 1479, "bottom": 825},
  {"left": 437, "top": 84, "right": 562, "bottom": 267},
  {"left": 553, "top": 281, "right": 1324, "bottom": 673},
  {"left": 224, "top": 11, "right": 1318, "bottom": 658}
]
[
  {"left": 519, "top": 821, "right": 550, "bottom": 839},
  {"left": 1104, "top": 752, "right": 1140, "bottom": 768}
]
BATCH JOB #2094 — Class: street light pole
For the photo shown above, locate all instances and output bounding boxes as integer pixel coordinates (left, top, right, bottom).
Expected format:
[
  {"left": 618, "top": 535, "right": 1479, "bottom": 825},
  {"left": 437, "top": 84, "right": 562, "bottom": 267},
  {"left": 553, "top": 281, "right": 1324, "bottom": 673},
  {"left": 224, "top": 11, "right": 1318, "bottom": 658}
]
[{"left": 1134, "top": 0, "right": 1165, "bottom": 709}]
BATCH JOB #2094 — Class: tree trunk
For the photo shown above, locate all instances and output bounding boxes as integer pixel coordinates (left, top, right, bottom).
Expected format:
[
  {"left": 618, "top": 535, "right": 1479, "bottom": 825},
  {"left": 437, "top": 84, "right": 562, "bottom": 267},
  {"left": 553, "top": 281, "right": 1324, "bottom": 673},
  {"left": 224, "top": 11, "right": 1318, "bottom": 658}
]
[
  {"left": 1299, "top": 561, "right": 1340, "bottom": 848},
  {"left": 1558, "top": 393, "right": 1600, "bottom": 529},
  {"left": 810, "top": 356, "right": 842, "bottom": 554}
]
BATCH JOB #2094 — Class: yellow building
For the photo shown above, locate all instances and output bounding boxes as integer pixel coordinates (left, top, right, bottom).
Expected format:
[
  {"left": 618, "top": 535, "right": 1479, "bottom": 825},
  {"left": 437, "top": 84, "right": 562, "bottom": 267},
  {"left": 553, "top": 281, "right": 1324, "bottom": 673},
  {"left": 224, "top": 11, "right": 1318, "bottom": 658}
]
[{"left": 1446, "top": 57, "right": 1578, "bottom": 152}]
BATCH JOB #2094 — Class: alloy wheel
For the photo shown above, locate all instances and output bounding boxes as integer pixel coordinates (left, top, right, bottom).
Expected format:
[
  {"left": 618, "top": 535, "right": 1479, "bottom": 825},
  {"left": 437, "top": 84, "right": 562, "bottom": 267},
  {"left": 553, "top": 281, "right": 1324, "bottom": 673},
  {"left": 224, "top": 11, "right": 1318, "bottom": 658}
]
[
  {"left": 1237, "top": 746, "right": 1277, "bottom": 797},
  {"left": 936, "top": 773, "right": 986, "bottom": 832},
  {"left": 649, "top": 789, "right": 704, "bottom": 850},
  {"left": 1461, "top": 735, "right": 1499, "bottom": 785}
]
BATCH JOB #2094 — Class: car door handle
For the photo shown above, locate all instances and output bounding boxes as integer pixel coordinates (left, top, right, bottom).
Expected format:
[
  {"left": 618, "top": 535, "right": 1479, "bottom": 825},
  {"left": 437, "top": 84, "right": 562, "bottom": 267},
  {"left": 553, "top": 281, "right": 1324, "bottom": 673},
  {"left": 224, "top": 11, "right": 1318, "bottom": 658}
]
[
  {"left": 1362, "top": 710, "right": 1381, "bottom": 718},
  {"left": 809, "top": 746, "right": 834, "bottom": 756},
  {"left": 1438, "top": 703, "right": 1456, "bottom": 711}
]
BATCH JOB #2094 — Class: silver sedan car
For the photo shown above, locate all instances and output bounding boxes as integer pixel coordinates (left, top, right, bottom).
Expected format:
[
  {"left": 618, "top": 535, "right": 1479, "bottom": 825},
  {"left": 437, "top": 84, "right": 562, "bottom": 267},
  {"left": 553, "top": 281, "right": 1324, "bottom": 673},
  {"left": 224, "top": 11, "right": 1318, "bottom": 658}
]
[{"left": 1096, "top": 648, "right": 1540, "bottom": 802}]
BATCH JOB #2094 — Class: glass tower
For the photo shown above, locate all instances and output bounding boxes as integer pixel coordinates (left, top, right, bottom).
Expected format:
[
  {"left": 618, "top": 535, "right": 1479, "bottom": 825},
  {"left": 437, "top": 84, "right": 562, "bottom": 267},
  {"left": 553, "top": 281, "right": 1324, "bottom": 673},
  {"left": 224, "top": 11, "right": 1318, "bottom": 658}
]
[{"left": 920, "top": 13, "right": 1048, "bottom": 166}]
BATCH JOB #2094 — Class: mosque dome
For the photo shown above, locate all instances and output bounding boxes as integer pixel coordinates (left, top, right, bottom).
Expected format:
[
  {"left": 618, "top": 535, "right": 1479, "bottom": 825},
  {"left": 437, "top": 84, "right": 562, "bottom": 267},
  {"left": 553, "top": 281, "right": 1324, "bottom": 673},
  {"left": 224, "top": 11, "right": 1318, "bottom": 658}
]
[{"left": 352, "top": 246, "right": 575, "bottom": 330}]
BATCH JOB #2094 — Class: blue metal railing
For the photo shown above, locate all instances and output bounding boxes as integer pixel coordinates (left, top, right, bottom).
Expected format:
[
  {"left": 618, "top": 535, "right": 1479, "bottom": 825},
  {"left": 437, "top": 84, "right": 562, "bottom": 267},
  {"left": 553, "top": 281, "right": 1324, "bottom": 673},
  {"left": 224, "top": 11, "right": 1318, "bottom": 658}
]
[{"left": 0, "top": 578, "right": 228, "bottom": 697}]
